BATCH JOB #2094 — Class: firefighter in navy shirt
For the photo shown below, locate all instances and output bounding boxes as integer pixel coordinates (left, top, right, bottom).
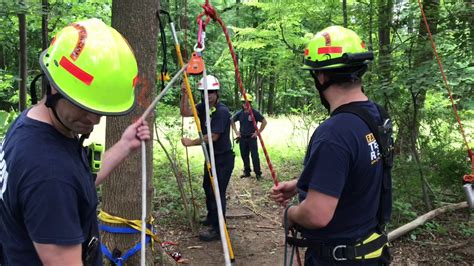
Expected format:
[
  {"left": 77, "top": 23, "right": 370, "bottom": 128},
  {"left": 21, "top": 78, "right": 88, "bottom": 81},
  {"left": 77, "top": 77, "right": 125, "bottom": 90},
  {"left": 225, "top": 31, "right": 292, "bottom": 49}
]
[
  {"left": 0, "top": 19, "right": 150, "bottom": 265},
  {"left": 270, "top": 26, "right": 393, "bottom": 265},
  {"left": 180, "top": 75, "right": 235, "bottom": 241},
  {"left": 231, "top": 94, "right": 267, "bottom": 180}
]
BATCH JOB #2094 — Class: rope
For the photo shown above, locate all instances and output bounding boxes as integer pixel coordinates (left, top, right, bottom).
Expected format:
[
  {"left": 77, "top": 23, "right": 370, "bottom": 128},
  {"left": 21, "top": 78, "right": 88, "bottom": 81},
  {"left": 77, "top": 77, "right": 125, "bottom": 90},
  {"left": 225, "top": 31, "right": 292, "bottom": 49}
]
[
  {"left": 417, "top": 0, "right": 473, "bottom": 164},
  {"left": 198, "top": 1, "right": 279, "bottom": 186},
  {"left": 161, "top": 8, "right": 198, "bottom": 227},
  {"left": 139, "top": 64, "right": 188, "bottom": 265}
]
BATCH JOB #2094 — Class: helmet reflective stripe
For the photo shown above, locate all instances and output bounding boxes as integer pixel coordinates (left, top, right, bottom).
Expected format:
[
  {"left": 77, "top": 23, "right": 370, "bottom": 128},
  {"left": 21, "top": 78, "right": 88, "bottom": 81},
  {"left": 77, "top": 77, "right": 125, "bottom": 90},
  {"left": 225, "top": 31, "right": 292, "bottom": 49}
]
[
  {"left": 70, "top": 23, "right": 87, "bottom": 61},
  {"left": 59, "top": 56, "right": 93, "bottom": 85},
  {"left": 318, "top": 47, "right": 342, "bottom": 54}
]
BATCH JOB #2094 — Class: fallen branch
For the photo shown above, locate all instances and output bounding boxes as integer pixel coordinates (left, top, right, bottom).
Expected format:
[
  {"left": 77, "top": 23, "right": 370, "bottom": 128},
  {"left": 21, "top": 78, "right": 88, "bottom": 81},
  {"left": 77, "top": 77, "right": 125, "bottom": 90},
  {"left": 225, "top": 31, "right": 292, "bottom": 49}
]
[{"left": 388, "top": 201, "right": 468, "bottom": 242}]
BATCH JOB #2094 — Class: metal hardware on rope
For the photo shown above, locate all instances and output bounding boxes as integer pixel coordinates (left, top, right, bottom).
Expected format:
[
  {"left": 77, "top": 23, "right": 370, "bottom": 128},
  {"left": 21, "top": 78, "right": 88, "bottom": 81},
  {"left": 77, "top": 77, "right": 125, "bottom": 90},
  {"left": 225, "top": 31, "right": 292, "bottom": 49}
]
[
  {"left": 139, "top": 65, "right": 188, "bottom": 265},
  {"left": 198, "top": 1, "right": 279, "bottom": 186},
  {"left": 185, "top": 11, "right": 235, "bottom": 263}
]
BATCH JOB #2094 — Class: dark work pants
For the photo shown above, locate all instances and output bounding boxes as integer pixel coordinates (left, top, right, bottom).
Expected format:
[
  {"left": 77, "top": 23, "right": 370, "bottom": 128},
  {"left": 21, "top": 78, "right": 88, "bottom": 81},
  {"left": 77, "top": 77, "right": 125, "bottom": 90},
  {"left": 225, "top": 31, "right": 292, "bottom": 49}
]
[
  {"left": 203, "top": 151, "right": 235, "bottom": 231},
  {"left": 239, "top": 136, "right": 261, "bottom": 175}
]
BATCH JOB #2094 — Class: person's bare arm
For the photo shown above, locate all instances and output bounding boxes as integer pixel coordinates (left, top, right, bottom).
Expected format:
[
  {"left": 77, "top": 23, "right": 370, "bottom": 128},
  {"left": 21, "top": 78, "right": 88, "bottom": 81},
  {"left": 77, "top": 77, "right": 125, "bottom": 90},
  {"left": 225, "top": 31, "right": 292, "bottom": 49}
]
[
  {"left": 182, "top": 133, "right": 220, "bottom": 146},
  {"left": 34, "top": 243, "right": 82, "bottom": 266},
  {"left": 95, "top": 119, "right": 150, "bottom": 186},
  {"left": 231, "top": 121, "right": 240, "bottom": 138},
  {"left": 259, "top": 118, "right": 267, "bottom": 133},
  {"left": 286, "top": 189, "right": 338, "bottom": 229}
]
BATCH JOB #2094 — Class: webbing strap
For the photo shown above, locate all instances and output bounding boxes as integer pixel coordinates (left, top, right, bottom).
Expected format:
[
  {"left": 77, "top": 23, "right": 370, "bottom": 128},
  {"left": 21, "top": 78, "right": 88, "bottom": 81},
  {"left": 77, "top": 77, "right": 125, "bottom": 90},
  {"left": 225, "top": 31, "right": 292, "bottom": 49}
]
[
  {"left": 331, "top": 102, "right": 394, "bottom": 227},
  {"left": 100, "top": 224, "right": 140, "bottom": 234},
  {"left": 286, "top": 234, "right": 388, "bottom": 260},
  {"left": 100, "top": 235, "right": 151, "bottom": 266}
]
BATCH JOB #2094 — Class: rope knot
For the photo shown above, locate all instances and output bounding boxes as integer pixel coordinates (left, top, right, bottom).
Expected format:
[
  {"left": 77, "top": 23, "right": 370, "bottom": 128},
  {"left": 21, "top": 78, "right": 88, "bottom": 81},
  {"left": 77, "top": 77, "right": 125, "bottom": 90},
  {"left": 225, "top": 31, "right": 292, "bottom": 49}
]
[{"left": 202, "top": 3, "right": 217, "bottom": 21}]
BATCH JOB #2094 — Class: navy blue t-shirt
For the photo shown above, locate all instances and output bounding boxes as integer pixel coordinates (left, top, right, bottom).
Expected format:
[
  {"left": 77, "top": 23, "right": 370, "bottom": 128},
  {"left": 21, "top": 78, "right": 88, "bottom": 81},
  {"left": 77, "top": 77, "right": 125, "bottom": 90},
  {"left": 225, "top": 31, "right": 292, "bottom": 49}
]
[
  {"left": 197, "top": 102, "right": 232, "bottom": 155},
  {"left": 296, "top": 101, "right": 384, "bottom": 242},
  {"left": 232, "top": 108, "right": 264, "bottom": 137},
  {"left": 0, "top": 110, "right": 100, "bottom": 265}
]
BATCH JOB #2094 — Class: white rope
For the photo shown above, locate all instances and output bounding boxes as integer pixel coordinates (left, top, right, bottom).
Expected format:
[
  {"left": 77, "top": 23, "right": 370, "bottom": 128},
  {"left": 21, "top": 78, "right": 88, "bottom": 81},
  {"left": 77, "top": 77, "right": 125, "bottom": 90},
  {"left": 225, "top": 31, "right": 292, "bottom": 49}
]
[
  {"left": 140, "top": 64, "right": 188, "bottom": 266},
  {"left": 202, "top": 68, "right": 231, "bottom": 266}
]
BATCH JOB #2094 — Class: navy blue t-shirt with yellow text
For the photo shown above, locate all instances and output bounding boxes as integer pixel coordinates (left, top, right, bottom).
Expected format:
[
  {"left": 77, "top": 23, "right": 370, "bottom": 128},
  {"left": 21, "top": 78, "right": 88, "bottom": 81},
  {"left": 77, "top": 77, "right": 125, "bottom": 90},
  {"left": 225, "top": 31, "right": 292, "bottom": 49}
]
[
  {"left": 0, "top": 110, "right": 101, "bottom": 265},
  {"left": 197, "top": 102, "right": 232, "bottom": 155},
  {"left": 296, "top": 101, "right": 385, "bottom": 242}
]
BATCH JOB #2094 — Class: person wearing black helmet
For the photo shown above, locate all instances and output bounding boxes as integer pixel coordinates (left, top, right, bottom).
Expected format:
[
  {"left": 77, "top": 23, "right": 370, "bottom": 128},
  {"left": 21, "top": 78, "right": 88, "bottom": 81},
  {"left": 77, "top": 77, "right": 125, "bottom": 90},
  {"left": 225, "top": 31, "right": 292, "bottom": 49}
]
[{"left": 270, "top": 26, "right": 393, "bottom": 265}]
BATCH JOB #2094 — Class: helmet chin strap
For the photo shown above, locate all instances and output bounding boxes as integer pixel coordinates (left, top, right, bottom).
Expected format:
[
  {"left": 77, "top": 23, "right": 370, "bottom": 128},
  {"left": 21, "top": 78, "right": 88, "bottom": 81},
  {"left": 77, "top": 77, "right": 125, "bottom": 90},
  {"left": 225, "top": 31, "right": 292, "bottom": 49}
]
[
  {"left": 311, "top": 71, "right": 332, "bottom": 111},
  {"left": 311, "top": 65, "right": 368, "bottom": 112},
  {"left": 44, "top": 83, "right": 75, "bottom": 134}
]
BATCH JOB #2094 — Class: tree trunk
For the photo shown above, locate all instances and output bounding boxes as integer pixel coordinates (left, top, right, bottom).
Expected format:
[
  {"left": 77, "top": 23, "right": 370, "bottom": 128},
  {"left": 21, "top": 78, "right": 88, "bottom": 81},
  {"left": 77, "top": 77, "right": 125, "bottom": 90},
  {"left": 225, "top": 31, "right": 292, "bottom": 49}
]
[
  {"left": 102, "top": 1, "right": 159, "bottom": 265},
  {"left": 388, "top": 202, "right": 468, "bottom": 242},
  {"left": 397, "top": 0, "right": 440, "bottom": 154},
  {"left": 342, "top": 0, "right": 348, "bottom": 27},
  {"left": 18, "top": 0, "right": 27, "bottom": 111},
  {"left": 377, "top": 0, "right": 393, "bottom": 110},
  {"left": 0, "top": 45, "right": 5, "bottom": 70},
  {"left": 267, "top": 73, "right": 276, "bottom": 115},
  {"left": 397, "top": 0, "right": 440, "bottom": 210}
]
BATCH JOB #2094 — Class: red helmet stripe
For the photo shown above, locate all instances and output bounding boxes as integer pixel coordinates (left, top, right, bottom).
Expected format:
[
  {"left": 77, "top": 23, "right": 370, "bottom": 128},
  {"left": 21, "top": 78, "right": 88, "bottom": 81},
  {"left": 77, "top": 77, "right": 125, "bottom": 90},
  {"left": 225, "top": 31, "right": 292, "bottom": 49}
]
[
  {"left": 59, "top": 56, "right": 94, "bottom": 85},
  {"left": 318, "top": 47, "right": 342, "bottom": 54},
  {"left": 212, "top": 82, "right": 219, "bottom": 86}
]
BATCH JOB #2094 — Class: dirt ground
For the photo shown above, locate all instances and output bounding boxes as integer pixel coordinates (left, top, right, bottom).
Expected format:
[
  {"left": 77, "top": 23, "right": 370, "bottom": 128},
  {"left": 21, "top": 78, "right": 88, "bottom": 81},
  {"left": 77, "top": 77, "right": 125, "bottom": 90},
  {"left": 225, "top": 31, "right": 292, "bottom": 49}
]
[{"left": 158, "top": 171, "right": 473, "bottom": 265}]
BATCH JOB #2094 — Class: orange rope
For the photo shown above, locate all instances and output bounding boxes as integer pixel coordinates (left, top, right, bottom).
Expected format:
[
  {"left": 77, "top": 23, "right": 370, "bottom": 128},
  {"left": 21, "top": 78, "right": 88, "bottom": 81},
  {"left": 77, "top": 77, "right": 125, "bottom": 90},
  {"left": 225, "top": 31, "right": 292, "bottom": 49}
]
[
  {"left": 417, "top": 0, "right": 472, "bottom": 162},
  {"left": 198, "top": 2, "right": 279, "bottom": 186}
]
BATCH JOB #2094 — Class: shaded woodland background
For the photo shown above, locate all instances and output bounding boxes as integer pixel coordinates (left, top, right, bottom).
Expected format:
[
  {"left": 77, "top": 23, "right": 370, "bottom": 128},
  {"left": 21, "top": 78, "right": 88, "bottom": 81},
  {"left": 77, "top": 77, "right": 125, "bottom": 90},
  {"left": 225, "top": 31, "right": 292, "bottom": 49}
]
[{"left": 0, "top": 0, "right": 473, "bottom": 264}]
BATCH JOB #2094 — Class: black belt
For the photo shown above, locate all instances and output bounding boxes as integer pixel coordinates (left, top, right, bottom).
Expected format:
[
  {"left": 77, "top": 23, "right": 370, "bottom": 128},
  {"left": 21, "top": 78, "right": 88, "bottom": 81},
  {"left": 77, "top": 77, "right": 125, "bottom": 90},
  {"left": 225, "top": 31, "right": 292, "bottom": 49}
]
[{"left": 287, "top": 233, "right": 388, "bottom": 261}]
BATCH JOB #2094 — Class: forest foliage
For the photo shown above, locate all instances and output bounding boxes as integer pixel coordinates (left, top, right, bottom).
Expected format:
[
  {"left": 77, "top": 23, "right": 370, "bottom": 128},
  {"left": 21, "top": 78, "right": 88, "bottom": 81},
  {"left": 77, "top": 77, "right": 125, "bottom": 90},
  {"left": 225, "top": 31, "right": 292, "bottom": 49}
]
[{"left": 0, "top": 0, "right": 473, "bottom": 222}]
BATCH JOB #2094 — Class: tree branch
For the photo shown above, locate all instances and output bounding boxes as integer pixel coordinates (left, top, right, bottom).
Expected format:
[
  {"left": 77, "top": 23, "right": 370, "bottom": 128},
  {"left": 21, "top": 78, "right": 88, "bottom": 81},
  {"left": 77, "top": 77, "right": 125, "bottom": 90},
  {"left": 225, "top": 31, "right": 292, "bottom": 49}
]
[
  {"left": 279, "top": 23, "right": 300, "bottom": 54},
  {"left": 388, "top": 201, "right": 468, "bottom": 242}
]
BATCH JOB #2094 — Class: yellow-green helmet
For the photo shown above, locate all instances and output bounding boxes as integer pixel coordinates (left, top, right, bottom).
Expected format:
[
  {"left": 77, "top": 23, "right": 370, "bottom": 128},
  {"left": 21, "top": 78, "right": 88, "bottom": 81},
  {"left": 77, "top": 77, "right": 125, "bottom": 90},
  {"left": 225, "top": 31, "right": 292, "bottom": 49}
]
[
  {"left": 240, "top": 93, "right": 253, "bottom": 102},
  {"left": 303, "top": 26, "right": 373, "bottom": 70},
  {"left": 40, "top": 18, "right": 138, "bottom": 115}
]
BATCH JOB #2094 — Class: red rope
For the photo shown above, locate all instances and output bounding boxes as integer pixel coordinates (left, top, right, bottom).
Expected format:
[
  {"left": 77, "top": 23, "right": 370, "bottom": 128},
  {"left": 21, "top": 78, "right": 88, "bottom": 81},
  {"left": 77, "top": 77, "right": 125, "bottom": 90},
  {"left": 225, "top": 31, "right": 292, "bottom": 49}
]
[
  {"left": 199, "top": 2, "right": 279, "bottom": 186},
  {"left": 418, "top": 0, "right": 473, "bottom": 171}
]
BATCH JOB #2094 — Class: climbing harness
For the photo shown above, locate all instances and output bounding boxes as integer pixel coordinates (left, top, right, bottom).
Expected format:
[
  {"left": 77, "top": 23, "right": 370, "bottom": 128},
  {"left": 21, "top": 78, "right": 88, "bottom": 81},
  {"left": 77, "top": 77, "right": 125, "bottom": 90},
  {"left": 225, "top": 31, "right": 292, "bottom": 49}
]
[
  {"left": 98, "top": 210, "right": 158, "bottom": 266},
  {"left": 284, "top": 103, "right": 394, "bottom": 265},
  {"left": 418, "top": 0, "right": 473, "bottom": 209}
]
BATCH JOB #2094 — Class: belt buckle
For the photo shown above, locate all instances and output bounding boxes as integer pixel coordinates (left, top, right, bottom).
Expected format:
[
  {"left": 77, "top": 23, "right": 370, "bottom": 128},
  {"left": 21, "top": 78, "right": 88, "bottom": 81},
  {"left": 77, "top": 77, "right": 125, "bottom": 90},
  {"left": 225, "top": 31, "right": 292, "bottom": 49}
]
[{"left": 332, "top": 245, "right": 347, "bottom": 261}]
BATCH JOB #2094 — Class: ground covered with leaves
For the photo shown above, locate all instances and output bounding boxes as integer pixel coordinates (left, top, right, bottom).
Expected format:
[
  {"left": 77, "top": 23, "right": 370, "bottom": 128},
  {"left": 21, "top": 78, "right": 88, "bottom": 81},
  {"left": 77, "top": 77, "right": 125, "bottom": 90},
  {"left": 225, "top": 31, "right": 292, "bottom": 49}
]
[{"left": 156, "top": 170, "right": 473, "bottom": 265}]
